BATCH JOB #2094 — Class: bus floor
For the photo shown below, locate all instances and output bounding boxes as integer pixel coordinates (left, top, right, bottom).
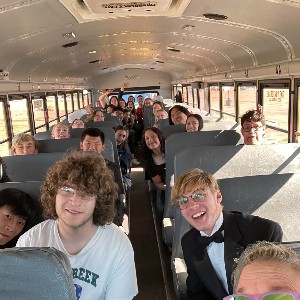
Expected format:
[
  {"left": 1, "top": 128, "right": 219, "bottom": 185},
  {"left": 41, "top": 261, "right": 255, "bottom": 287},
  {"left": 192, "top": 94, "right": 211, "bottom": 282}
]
[{"left": 129, "top": 167, "right": 178, "bottom": 300}]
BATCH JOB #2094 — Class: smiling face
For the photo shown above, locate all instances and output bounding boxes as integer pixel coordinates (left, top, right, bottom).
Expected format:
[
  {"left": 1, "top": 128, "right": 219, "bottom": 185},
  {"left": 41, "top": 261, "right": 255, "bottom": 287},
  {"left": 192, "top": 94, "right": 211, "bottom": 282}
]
[
  {"left": 115, "top": 129, "right": 127, "bottom": 146},
  {"left": 55, "top": 186, "right": 96, "bottom": 230},
  {"left": 171, "top": 107, "right": 188, "bottom": 125},
  {"left": 0, "top": 205, "right": 26, "bottom": 245},
  {"left": 144, "top": 129, "right": 161, "bottom": 151},
  {"left": 241, "top": 120, "right": 265, "bottom": 145},
  {"left": 236, "top": 260, "right": 300, "bottom": 294},
  {"left": 153, "top": 103, "right": 162, "bottom": 114},
  {"left": 179, "top": 183, "right": 222, "bottom": 235},
  {"left": 71, "top": 119, "right": 84, "bottom": 128},
  {"left": 80, "top": 135, "right": 105, "bottom": 154},
  {"left": 52, "top": 124, "right": 70, "bottom": 139},
  {"left": 186, "top": 116, "right": 200, "bottom": 132},
  {"left": 13, "top": 140, "right": 38, "bottom": 155},
  {"left": 93, "top": 111, "right": 104, "bottom": 122}
]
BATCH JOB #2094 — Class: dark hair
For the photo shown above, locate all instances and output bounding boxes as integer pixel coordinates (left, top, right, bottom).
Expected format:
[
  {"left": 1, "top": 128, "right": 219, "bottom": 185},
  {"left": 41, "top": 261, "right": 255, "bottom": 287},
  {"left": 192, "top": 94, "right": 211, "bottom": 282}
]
[
  {"left": 152, "top": 101, "right": 164, "bottom": 109},
  {"left": 109, "top": 96, "right": 118, "bottom": 106},
  {"left": 112, "top": 106, "right": 124, "bottom": 113},
  {"left": 80, "top": 127, "right": 105, "bottom": 144},
  {"left": 168, "top": 105, "right": 191, "bottom": 125},
  {"left": 141, "top": 127, "right": 165, "bottom": 158},
  {"left": 0, "top": 188, "right": 39, "bottom": 247},
  {"left": 114, "top": 125, "right": 128, "bottom": 132},
  {"left": 0, "top": 157, "right": 11, "bottom": 183},
  {"left": 186, "top": 114, "right": 204, "bottom": 131},
  {"left": 41, "top": 151, "right": 117, "bottom": 226},
  {"left": 241, "top": 110, "right": 266, "bottom": 126}
]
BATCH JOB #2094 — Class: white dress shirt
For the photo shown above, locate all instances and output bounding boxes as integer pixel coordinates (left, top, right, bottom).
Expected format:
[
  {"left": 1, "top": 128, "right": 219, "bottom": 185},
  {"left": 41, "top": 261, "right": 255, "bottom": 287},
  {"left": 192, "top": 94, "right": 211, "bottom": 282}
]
[{"left": 199, "top": 213, "right": 229, "bottom": 293}]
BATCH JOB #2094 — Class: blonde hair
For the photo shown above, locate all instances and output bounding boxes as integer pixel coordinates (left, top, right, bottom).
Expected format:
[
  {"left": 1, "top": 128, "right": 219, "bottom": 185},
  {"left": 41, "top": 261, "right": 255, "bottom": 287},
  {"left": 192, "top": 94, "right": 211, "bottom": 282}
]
[
  {"left": 233, "top": 241, "right": 300, "bottom": 291},
  {"left": 12, "top": 133, "right": 40, "bottom": 152},
  {"left": 171, "top": 168, "right": 219, "bottom": 204}
]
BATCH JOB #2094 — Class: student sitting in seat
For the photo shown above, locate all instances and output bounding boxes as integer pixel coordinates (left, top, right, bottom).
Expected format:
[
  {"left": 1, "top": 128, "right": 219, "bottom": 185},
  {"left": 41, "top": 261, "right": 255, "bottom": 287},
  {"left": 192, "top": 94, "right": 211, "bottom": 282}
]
[
  {"left": 12, "top": 133, "right": 40, "bottom": 155},
  {"left": 51, "top": 122, "right": 70, "bottom": 139},
  {"left": 240, "top": 109, "right": 266, "bottom": 145},
  {"left": 71, "top": 119, "right": 85, "bottom": 129},
  {"left": 17, "top": 152, "right": 138, "bottom": 299},
  {"left": 171, "top": 168, "right": 283, "bottom": 300},
  {"left": 142, "top": 127, "right": 166, "bottom": 191},
  {"left": 168, "top": 105, "right": 190, "bottom": 125},
  {"left": 87, "top": 110, "right": 105, "bottom": 122},
  {"left": 0, "top": 188, "right": 39, "bottom": 248},
  {"left": 115, "top": 125, "right": 132, "bottom": 185},
  {"left": 226, "top": 241, "right": 300, "bottom": 298},
  {"left": 186, "top": 114, "right": 204, "bottom": 132},
  {"left": 80, "top": 127, "right": 125, "bottom": 227}
]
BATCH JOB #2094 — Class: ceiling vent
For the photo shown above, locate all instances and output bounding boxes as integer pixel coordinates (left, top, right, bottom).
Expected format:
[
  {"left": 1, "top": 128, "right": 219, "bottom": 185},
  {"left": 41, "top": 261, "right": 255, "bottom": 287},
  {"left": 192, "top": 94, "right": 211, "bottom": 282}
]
[
  {"left": 89, "top": 60, "right": 100, "bottom": 63},
  {"left": 62, "top": 42, "right": 79, "bottom": 48},
  {"left": 203, "top": 13, "right": 228, "bottom": 20},
  {"left": 167, "top": 46, "right": 181, "bottom": 52}
]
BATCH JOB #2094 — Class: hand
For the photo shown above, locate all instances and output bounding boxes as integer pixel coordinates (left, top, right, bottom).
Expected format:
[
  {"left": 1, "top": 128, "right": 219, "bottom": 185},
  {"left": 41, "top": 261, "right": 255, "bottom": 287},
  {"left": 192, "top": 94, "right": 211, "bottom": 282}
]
[{"left": 121, "top": 83, "right": 129, "bottom": 91}]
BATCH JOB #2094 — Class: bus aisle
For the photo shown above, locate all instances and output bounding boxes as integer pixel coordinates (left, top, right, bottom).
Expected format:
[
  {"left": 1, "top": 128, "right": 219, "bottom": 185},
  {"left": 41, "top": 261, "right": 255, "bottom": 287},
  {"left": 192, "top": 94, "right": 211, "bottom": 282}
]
[{"left": 129, "top": 164, "right": 177, "bottom": 300}]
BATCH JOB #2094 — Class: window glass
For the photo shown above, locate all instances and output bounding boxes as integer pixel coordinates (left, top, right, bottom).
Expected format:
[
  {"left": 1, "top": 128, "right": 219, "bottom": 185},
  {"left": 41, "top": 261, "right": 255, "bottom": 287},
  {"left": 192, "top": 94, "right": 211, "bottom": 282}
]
[
  {"left": 83, "top": 94, "right": 88, "bottom": 107},
  {"left": 0, "top": 99, "right": 9, "bottom": 156},
  {"left": 222, "top": 86, "right": 235, "bottom": 121},
  {"left": 263, "top": 88, "right": 289, "bottom": 143},
  {"left": 9, "top": 98, "right": 30, "bottom": 135},
  {"left": 32, "top": 98, "right": 46, "bottom": 130},
  {"left": 66, "top": 93, "right": 72, "bottom": 114},
  {"left": 46, "top": 95, "right": 58, "bottom": 122},
  {"left": 193, "top": 88, "right": 198, "bottom": 108},
  {"left": 209, "top": 86, "right": 220, "bottom": 117},
  {"left": 187, "top": 86, "right": 193, "bottom": 106},
  {"left": 73, "top": 93, "right": 79, "bottom": 111},
  {"left": 182, "top": 87, "right": 187, "bottom": 104},
  {"left": 239, "top": 85, "right": 257, "bottom": 117},
  {"left": 57, "top": 94, "right": 66, "bottom": 118},
  {"left": 78, "top": 93, "right": 83, "bottom": 108}
]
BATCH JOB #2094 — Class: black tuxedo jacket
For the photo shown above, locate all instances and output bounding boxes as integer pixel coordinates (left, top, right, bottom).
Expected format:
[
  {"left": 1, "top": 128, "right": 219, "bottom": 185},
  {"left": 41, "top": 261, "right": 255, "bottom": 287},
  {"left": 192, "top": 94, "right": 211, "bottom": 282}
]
[{"left": 181, "top": 210, "right": 283, "bottom": 300}]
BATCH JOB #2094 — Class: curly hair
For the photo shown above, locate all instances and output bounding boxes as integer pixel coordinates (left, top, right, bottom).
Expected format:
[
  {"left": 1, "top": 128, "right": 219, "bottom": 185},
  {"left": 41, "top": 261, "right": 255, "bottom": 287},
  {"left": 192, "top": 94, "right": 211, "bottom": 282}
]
[
  {"left": 40, "top": 151, "right": 117, "bottom": 226},
  {"left": 240, "top": 109, "right": 266, "bottom": 126}
]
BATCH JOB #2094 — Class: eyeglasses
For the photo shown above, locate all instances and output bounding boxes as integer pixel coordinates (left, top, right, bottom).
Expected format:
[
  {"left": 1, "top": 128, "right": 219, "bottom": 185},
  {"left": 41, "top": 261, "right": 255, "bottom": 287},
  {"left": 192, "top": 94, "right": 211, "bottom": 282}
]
[
  {"left": 223, "top": 292, "right": 300, "bottom": 300},
  {"left": 177, "top": 189, "right": 206, "bottom": 210},
  {"left": 58, "top": 186, "right": 94, "bottom": 201},
  {"left": 242, "top": 125, "right": 263, "bottom": 132}
]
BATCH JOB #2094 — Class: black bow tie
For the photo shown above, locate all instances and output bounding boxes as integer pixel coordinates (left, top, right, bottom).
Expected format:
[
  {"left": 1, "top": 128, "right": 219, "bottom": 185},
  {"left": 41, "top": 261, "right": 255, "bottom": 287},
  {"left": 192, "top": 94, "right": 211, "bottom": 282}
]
[{"left": 198, "top": 224, "right": 224, "bottom": 247}]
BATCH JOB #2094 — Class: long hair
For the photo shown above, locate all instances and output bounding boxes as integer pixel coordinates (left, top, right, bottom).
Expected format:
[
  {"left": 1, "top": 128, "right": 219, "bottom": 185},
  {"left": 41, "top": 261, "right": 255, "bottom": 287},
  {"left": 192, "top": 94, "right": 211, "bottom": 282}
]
[{"left": 141, "top": 127, "right": 165, "bottom": 159}]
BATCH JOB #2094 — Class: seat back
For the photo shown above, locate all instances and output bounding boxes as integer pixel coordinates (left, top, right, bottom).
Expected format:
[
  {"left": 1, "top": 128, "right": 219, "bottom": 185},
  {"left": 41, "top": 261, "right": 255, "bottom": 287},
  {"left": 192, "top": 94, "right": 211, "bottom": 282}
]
[
  {"left": 143, "top": 105, "right": 155, "bottom": 128},
  {"left": 156, "top": 119, "right": 169, "bottom": 130},
  {"left": 84, "top": 120, "right": 118, "bottom": 128},
  {"left": 161, "top": 124, "right": 186, "bottom": 139},
  {"left": 163, "top": 130, "right": 241, "bottom": 245},
  {"left": 39, "top": 138, "right": 80, "bottom": 153},
  {"left": 0, "top": 247, "right": 76, "bottom": 300},
  {"left": 3, "top": 153, "right": 67, "bottom": 181},
  {"left": 34, "top": 131, "right": 51, "bottom": 140}
]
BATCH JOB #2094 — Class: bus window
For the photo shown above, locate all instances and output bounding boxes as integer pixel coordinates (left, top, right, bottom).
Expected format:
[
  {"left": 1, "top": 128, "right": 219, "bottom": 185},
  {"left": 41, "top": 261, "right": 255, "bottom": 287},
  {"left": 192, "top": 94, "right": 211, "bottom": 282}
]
[
  {"left": 193, "top": 88, "right": 198, "bottom": 108},
  {"left": 9, "top": 97, "right": 30, "bottom": 136},
  {"left": 0, "top": 100, "right": 9, "bottom": 156},
  {"left": 66, "top": 93, "right": 72, "bottom": 114},
  {"left": 222, "top": 86, "right": 235, "bottom": 121},
  {"left": 239, "top": 85, "right": 257, "bottom": 117},
  {"left": 32, "top": 98, "right": 45, "bottom": 131},
  {"left": 73, "top": 92, "right": 79, "bottom": 111},
  {"left": 79, "top": 92, "right": 84, "bottom": 108},
  {"left": 263, "top": 88, "right": 289, "bottom": 143},
  {"left": 46, "top": 95, "right": 58, "bottom": 123},
  {"left": 182, "top": 86, "right": 187, "bottom": 104},
  {"left": 209, "top": 86, "right": 220, "bottom": 117},
  {"left": 57, "top": 94, "right": 66, "bottom": 118},
  {"left": 187, "top": 86, "right": 193, "bottom": 106}
]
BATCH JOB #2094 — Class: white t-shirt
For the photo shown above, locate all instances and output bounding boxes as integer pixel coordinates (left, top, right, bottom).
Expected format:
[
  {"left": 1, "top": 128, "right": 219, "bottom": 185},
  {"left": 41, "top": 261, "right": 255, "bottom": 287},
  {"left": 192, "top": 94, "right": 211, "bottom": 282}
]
[{"left": 17, "top": 220, "right": 138, "bottom": 300}]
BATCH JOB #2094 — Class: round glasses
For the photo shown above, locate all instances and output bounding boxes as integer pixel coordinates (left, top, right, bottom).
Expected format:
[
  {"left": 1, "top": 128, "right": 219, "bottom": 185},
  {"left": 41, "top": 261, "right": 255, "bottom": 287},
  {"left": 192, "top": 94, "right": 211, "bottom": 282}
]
[
  {"left": 224, "top": 292, "right": 300, "bottom": 300},
  {"left": 242, "top": 125, "right": 263, "bottom": 132},
  {"left": 177, "top": 189, "right": 206, "bottom": 210}
]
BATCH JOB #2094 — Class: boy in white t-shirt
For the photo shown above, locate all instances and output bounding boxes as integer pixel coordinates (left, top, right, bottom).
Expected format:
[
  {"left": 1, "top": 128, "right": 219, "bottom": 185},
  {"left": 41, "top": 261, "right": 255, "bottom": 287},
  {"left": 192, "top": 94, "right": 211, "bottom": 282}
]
[{"left": 17, "top": 151, "right": 138, "bottom": 300}]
